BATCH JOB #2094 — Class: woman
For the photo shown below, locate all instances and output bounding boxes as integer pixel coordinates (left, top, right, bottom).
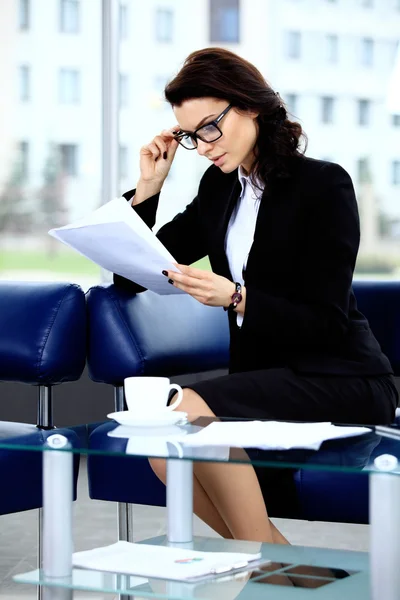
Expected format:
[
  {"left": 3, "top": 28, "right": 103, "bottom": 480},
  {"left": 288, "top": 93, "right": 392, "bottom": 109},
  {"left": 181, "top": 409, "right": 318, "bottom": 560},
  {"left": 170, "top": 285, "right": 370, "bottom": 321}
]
[{"left": 115, "top": 47, "right": 398, "bottom": 544}]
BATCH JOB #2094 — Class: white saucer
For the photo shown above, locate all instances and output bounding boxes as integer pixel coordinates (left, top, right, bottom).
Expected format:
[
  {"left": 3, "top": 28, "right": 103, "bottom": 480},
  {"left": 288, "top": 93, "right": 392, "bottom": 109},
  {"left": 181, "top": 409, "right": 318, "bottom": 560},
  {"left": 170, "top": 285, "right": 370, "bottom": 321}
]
[{"left": 107, "top": 410, "right": 188, "bottom": 428}]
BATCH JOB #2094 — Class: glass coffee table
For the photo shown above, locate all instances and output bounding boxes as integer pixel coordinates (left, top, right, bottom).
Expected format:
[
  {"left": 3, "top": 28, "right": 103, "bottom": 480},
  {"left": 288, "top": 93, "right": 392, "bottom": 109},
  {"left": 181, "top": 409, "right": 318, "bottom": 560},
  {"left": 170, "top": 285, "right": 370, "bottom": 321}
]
[{"left": 5, "top": 415, "right": 400, "bottom": 599}]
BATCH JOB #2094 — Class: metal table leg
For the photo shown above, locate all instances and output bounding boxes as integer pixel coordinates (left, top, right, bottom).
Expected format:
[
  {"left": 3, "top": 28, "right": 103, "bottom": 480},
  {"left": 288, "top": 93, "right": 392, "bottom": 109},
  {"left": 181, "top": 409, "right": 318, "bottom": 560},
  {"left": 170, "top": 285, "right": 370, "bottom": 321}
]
[
  {"left": 166, "top": 458, "right": 193, "bottom": 543},
  {"left": 42, "top": 434, "right": 73, "bottom": 582},
  {"left": 370, "top": 453, "right": 400, "bottom": 600}
]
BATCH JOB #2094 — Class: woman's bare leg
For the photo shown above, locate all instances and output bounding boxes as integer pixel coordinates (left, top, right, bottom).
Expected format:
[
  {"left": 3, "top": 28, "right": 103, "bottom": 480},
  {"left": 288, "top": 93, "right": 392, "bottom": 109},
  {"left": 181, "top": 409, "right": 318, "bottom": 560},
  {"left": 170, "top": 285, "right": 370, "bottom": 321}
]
[
  {"left": 150, "top": 388, "right": 290, "bottom": 544},
  {"left": 150, "top": 458, "right": 233, "bottom": 538}
]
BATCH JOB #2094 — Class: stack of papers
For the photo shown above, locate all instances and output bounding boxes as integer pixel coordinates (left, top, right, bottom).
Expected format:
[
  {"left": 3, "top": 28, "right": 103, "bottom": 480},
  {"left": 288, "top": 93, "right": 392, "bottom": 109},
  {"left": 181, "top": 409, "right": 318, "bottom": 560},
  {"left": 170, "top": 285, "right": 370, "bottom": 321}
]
[
  {"left": 72, "top": 541, "right": 264, "bottom": 581},
  {"left": 180, "top": 421, "right": 370, "bottom": 451},
  {"left": 48, "top": 197, "right": 183, "bottom": 295}
]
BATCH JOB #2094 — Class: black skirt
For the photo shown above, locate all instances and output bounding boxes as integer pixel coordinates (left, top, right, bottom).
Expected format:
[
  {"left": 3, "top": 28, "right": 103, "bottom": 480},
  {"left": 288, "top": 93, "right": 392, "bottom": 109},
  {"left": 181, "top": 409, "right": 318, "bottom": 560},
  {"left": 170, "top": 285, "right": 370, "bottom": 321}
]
[
  {"left": 186, "top": 368, "right": 398, "bottom": 517},
  {"left": 187, "top": 368, "right": 398, "bottom": 425}
]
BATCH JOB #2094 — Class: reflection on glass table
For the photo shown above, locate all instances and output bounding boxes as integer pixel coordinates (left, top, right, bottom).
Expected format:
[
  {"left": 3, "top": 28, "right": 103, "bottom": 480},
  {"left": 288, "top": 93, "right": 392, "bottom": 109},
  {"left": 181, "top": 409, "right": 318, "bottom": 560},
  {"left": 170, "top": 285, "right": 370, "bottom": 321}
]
[{"left": 2, "top": 416, "right": 400, "bottom": 599}]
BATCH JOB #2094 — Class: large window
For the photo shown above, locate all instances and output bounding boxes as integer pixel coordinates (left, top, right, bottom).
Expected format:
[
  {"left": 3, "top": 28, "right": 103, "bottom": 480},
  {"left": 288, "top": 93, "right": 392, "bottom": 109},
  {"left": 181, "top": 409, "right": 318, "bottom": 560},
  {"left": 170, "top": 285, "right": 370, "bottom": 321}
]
[
  {"left": 321, "top": 96, "right": 335, "bottom": 123},
  {"left": 59, "top": 69, "right": 80, "bottom": 104},
  {"left": 155, "top": 8, "right": 173, "bottom": 42},
  {"left": 60, "top": 0, "right": 79, "bottom": 33},
  {"left": 360, "top": 37, "right": 374, "bottom": 67},
  {"left": 19, "top": 0, "right": 30, "bottom": 30},
  {"left": 285, "top": 93, "right": 298, "bottom": 116},
  {"left": 286, "top": 31, "right": 301, "bottom": 59},
  {"left": 392, "top": 160, "right": 400, "bottom": 185},
  {"left": 59, "top": 144, "right": 78, "bottom": 176},
  {"left": 19, "top": 141, "right": 29, "bottom": 182},
  {"left": 119, "top": 145, "right": 128, "bottom": 181},
  {"left": 19, "top": 65, "right": 30, "bottom": 101},
  {"left": 119, "top": 4, "right": 128, "bottom": 39},
  {"left": 119, "top": 73, "right": 129, "bottom": 107},
  {"left": 357, "top": 157, "right": 371, "bottom": 184},
  {"left": 1, "top": 0, "right": 400, "bottom": 292},
  {"left": 209, "top": 0, "right": 240, "bottom": 43},
  {"left": 358, "top": 99, "right": 371, "bottom": 126},
  {"left": 326, "top": 34, "right": 338, "bottom": 63}
]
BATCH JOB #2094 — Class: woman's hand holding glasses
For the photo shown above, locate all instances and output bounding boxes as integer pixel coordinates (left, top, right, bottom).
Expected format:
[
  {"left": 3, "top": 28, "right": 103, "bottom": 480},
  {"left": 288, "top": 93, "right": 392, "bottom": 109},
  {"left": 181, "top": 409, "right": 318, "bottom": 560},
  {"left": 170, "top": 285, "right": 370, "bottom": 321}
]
[{"left": 134, "top": 127, "right": 180, "bottom": 205}]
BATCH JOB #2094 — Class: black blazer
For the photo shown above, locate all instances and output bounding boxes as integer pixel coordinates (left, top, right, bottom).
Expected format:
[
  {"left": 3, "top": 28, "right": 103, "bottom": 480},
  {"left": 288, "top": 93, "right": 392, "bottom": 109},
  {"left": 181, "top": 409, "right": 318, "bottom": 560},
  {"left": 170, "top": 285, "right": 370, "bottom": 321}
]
[{"left": 115, "top": 155, "right": 393, "bottom": 377}]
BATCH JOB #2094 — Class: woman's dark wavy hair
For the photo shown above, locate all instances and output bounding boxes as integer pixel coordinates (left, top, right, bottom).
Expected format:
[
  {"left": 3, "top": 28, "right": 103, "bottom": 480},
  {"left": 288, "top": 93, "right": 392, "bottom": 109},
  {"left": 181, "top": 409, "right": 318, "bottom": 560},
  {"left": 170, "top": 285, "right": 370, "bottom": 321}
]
[{"left": 164, "top": 47, "right": 307, "bottom": 186}]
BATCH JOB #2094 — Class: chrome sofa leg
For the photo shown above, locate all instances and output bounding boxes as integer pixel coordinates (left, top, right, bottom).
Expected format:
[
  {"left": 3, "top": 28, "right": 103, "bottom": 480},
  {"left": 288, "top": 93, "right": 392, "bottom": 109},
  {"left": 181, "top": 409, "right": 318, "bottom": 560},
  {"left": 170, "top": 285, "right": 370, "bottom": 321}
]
[
  {"left": 118, "top": 503, "right": 133, "bottom": 600},
  {"left": 114, "top": 385, "right": 125, "bottom": 412},
  {"left": 37, "top": 386, "right": 54, "bottom": 430},
  {"left": 118, "top": 502, "right": 133, "bottom": 542}
]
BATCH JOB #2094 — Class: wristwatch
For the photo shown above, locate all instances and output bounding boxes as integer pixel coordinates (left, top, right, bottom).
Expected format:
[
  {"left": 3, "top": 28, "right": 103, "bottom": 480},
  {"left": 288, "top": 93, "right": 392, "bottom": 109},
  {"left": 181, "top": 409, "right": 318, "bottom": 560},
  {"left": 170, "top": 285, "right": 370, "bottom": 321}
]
[{"left": 224, "top": 282, "right": 243, "bottom": 312}]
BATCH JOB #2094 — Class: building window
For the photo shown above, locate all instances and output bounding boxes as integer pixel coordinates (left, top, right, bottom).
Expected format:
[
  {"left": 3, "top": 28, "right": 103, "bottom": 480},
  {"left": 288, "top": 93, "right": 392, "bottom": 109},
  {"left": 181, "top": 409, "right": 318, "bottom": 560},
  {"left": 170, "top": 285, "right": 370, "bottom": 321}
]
[
  {"left": 321, "top": 96, "right": 335, "bottom": 123},
  {"left": 358, "top": 99, "right": 371, "bottom": 125},
  {"left": 19, "top": 0, "right": 30, "bottom": 30},
  {"left": 155, "top": 8, "right": 173, "bottom": 42},
  {"left": 209, "top": 0, "right": 240, "bottom": 43},
  {"left": 361, "top": 37, "right": 374, "bottom": 66},
  {"left": 19, "top": 141, "right": 29, "bottom": 181},
  {"left": 59, "top": 69, "right": 80, "bottom": 104},
  {"left": 286, "top": 31, "right": 301, "bottom": 59},
  {"left": 392, "top": 114, "right": 400, "bottom": 126},
  {"left": 392, "top": 160, "right": 400, "bottom": 185},
  {"left": 59, "top": 144, "right": 78, "bottom": 176},
  {"left": 119, "top": 4, "right": 128, "bottom": 39},
  {"left": 285, "top": 93, "right": 298, "bottom": 116},
  {"left": 60, "top": 0, "right": 79, "bottom": 33},
  {"left": 19, "top": 65, "right": 30, "bottom": 101},
  {"left": 119, "top": 73, "right": 129, "bottom": 107},
  {"left": 119, "top": 145, "right": 128, "bottom": 180},
  {"left": 326, "top": 34, "right": 338, "bottom": 63},
  {"left": 357, "top": 158, "right": 371, "bottom": 183}
]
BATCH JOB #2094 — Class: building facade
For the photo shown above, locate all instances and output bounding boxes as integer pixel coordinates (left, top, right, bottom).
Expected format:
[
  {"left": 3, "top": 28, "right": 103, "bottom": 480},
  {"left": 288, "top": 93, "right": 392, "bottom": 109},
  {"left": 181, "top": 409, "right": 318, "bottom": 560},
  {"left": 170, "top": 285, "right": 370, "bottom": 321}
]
[{"left": 1, "top": 0, "right": 400, "bottom": 257}]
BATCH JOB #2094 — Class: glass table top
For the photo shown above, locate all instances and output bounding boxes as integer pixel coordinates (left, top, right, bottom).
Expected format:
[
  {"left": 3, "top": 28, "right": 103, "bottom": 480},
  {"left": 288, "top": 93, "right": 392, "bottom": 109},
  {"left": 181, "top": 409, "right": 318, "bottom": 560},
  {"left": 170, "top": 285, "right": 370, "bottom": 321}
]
[
  {"left": 14, "top": 535, "right": 370, "bottom": 598},
  {"left": 1, "top": 415, "right": 400, "bottom": 476}
]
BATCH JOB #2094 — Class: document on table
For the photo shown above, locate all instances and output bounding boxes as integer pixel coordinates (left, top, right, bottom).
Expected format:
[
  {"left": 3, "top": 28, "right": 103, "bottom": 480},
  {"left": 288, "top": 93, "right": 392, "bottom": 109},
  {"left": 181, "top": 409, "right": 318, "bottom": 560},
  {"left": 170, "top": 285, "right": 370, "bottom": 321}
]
[
  {"left": 72, "top": 541, "right": 265, "bottom": 582},
  {"left": 48, "top": 197, "right": 184, "bottom": 295},
  {"left": 180, "top": 421, "right": 371, "bottom": 451}
]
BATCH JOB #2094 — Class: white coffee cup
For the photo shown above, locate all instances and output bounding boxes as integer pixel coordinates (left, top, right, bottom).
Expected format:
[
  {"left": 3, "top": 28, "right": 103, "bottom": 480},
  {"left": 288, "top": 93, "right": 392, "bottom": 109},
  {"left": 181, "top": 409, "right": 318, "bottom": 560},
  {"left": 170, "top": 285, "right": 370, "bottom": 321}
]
[{"left": 124, "top": 376, "right": 183, "bottom": 414}]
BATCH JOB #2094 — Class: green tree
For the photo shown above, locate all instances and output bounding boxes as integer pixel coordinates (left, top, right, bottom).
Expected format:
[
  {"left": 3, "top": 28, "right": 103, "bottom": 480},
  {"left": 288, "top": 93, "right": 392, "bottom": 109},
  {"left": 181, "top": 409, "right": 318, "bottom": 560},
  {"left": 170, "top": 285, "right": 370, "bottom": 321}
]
[
  {"left": 0, "top": 156, "right": 32, "bottom": 234},
  {"left": 37, "top": 143, "right": 67, "bottom": 232}
]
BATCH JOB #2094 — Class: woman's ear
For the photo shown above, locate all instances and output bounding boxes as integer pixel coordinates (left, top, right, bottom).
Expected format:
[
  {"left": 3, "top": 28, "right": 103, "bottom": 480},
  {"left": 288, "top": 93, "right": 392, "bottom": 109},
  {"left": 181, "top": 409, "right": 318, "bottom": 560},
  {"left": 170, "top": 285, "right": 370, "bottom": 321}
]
[{"left": 248, "top": 111, "right": 259, "bottom": 120}]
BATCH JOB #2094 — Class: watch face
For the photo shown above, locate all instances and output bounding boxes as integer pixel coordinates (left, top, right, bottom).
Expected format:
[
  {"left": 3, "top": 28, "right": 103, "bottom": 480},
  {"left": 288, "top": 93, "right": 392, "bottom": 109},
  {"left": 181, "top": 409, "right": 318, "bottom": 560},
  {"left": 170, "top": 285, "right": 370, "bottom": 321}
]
[{"left": 232, "top": 292, "right": 242, "bottom": 304}]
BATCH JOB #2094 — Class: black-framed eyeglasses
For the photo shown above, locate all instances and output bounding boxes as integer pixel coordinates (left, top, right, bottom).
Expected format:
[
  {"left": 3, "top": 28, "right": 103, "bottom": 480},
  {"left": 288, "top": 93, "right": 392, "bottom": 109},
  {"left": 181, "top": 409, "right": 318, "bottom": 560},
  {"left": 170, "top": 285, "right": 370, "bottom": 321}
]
[{"left": 173, "top": 104, "right": 233, "bottom": 150}]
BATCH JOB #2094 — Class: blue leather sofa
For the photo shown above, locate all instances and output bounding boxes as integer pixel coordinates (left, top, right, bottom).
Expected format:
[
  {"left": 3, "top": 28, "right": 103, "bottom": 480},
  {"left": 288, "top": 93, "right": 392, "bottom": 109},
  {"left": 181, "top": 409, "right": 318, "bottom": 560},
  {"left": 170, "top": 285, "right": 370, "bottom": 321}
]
[
  {"left": 86, "top": 280, "right": 400, "bottom": 529},
  {"left": 0, "top": 282, "right": 86, "bottom": 516}
]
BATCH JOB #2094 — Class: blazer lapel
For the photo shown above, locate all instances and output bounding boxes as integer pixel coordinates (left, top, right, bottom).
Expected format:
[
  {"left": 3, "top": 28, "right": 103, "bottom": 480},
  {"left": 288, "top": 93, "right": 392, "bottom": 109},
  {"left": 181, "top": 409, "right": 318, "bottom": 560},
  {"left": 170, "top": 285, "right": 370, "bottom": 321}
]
[
  {"left": 245, "top": 166, "right": 296, "bottom": 280},
  {"left": 213, "top": 173, "right": 241, "bottom": 281}
]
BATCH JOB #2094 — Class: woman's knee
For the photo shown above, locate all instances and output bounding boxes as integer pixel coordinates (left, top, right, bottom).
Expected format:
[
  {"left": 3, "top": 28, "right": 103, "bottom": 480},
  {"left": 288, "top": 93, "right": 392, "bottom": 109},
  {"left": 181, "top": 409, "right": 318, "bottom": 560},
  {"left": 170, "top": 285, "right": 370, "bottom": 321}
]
[
  {"left": 172, "top": 387, "right": 215, "bottom": 417},
  {"left": 149, "top": 457, "right": 166, "bottom": 482}
]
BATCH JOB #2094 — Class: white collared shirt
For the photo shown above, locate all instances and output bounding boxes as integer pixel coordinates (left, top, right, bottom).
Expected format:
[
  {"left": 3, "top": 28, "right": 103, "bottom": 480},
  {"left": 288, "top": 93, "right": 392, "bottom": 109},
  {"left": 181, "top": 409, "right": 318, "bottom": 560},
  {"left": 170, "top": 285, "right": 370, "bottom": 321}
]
[{"left": 225, "top": 166, "right": 264, "bottom": 326}]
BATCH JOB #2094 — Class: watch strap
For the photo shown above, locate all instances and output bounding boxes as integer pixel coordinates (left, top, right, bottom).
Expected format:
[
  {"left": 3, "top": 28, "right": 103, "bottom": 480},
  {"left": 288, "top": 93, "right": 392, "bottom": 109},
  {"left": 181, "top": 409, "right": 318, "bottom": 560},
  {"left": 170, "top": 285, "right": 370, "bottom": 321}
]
[{"left": 224, "top": 282, "right": 243, "bottom": 312}]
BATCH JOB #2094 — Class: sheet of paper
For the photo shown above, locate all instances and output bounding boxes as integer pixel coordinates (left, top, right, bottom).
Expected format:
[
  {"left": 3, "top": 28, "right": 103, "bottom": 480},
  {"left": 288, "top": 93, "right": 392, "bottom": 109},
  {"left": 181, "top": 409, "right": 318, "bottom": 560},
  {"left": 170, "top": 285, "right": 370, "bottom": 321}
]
[
  {"left": 180, "top": 421, "right": 371, "bottom": 451},
  {"left": 49, "top": 197, "right": 184, "bottom": 295},
  {"left": 72, "top": 541, "right": 263, "bottom": 581}
]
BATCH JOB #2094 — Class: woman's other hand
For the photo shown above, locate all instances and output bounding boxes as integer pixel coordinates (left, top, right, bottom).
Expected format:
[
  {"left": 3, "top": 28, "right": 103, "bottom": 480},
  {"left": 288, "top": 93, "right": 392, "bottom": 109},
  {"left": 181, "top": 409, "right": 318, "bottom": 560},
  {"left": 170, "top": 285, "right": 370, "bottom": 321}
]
[{"left": 164, "top": 264, "right": 245, "bottom": 313}]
